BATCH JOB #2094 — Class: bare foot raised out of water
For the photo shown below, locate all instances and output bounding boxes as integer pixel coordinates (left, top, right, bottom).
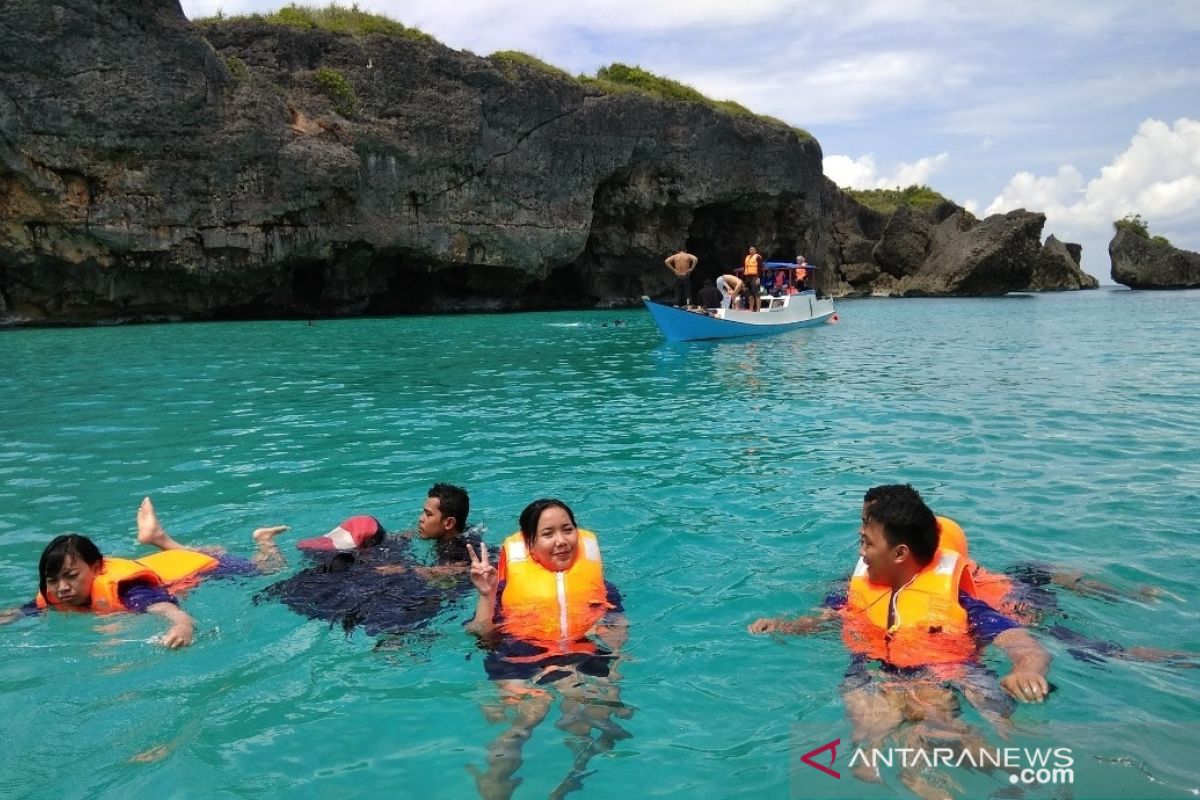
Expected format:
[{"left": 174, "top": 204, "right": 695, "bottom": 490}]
[
  {"left": 253, "top": 525, "right": 290, "bottom": 543},
  {"left": 136, "top": 497, "right": 171, "bottom": 548}
]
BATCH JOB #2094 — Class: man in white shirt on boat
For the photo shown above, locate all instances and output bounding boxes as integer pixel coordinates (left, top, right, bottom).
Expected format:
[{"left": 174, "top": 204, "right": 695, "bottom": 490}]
[{"left": 715, "top": 273, "right": 744, "bottom": 309}]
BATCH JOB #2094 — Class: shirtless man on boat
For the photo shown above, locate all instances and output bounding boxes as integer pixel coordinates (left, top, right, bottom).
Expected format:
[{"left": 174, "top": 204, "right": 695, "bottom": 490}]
[{"left": 664, "top": 247, "right": 698, "bottom": 307}]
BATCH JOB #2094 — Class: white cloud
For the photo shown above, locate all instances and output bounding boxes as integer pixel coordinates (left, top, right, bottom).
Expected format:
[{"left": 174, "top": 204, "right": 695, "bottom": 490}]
[
  {"left": 984, "top": 166, "right": 1086, "bottom": 215},
  {"left": 824, "top": 152, "right": 949, "bottom": 190},
  {"left": 986, "top": 118, "right": 1200, "bottom": 229},
  {"left": 823, "top": 154, "right": 878, "bottom": 190},
  {"left": 984, "top": 117, "right": 1200, "bottom": 279}
]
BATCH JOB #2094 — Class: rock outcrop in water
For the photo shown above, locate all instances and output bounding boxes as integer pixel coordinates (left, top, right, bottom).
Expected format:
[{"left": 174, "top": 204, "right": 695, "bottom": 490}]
[
  {"left": 0, "top": 0, "right": 1095, "bottom": 325},
  {"left": 825, "top": 201, "right": 1097, "bottom": 296},
  {"left": 1029, "top": 235, "right": 1098, "bottom": 291},
  {"left": 1110, "top": 229, "right": 1200, "bottom": 289}
]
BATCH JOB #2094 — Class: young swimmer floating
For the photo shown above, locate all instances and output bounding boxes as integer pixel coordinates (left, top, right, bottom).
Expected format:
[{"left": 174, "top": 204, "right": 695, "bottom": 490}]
[{"left": 0, "top": 497, "right": 288, "bottom": 648}]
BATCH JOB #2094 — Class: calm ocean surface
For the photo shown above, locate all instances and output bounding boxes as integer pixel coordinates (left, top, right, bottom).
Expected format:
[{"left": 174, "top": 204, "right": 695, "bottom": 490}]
[{"left": 2, "top": 288, "right": 1198, "bottom": 800}]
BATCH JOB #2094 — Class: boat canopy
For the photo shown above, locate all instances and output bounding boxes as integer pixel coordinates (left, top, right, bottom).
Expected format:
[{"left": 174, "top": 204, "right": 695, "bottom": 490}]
[{"left": 764, "top": 261, "right": 818, "bottom": 269}]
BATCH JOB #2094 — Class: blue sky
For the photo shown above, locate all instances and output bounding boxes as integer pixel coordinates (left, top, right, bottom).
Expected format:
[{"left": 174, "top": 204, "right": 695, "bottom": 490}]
[{"left": 179, "top": 0, "right": 1200, "bottom": 283}]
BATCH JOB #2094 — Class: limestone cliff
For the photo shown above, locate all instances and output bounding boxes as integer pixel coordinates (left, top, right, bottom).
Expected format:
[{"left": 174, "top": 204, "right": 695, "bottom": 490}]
[
  {"left": 0, "top": 0, "right": 1093, "bottom": 324},
  {"left": 1110, "top": 229, "right": 1200, "bottom": 289},
  {"left": 1029, "top": 235, "right": 1098, "bottom": 291},
  {"left": 824, "top": 198, "right": 1097, "bottom": 296}
]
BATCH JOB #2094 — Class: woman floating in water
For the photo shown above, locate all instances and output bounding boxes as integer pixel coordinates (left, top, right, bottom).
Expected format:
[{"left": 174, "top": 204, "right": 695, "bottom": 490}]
[
  {"left": 464, "top": 498, "right": 631, "bottom": 800},
  {"left": 1, "top": 497, "right": 288, "bottom": 648}
]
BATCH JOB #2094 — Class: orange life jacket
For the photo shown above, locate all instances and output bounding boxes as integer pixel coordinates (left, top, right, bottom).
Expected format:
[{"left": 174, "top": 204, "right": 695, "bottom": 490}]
[
  {"left": 841, "top": 548, "right": 978, "bottom": 668},
  {"left": 36, "top": 551, "right": 219, "bottom": 614},
  {"left": 970, "top": 565, "right": 1019, "bottom": 617},
  {"left": 936, "top": 516, "right": 1021, "bottom": 619},
  {"left": 795, "top": 267, "right": 807, "bottom": 281},
  {"left": 743, "top": 254, "right": 760, "bottom": 276},
  {"left": 496, "top": 529, "right": 611, "bottom": 652}
]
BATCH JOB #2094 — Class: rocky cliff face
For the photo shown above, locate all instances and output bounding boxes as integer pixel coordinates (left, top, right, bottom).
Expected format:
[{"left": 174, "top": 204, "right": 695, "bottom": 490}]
[
  {"left": 1027, "top": 235, "right": 1097, "bottom": 290},
  {"left": 0, "top": 0, "right": 1093, "bottom": 324},
  {"left": 1110, "top": 229, "right": 1200, "bottom": 289},
  {"left": 824, "top": 200, "right": 1097, "bottom": 296}
]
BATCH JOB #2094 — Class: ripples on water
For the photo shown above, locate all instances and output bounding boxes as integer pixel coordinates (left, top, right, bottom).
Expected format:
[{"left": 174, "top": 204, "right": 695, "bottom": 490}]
[{"left": 1, "top": 290, "right": 1198, "bottom": 798}]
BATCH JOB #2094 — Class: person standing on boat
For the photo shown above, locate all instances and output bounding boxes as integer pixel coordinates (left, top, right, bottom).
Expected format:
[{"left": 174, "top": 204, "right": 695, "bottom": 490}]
[
  {"left": 715, "top": 273, "right": 744, "bottom": 309},
  {"left": 794, "top": 255, "right": 810, "bottom": 292},
  {"left": 743, "top": 246, "right": 764, "bottom": 311},
  {"left": 664, "top": 247, "right": 698, "bottom": 307}
]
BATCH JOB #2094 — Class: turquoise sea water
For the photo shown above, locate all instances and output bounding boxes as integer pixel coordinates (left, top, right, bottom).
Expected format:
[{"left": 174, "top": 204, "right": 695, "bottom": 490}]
[{"left": 1, "top": 288, "right": 1198, "bottom": 800}]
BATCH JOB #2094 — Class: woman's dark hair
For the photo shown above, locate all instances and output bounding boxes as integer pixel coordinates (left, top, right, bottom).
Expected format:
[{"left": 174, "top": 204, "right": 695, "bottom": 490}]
[
  {"left": 517, "top": 498, "right": 577, "bottom": 548},
  {"left": 38, "top": 534, "right": 103, "bottom": 598}
]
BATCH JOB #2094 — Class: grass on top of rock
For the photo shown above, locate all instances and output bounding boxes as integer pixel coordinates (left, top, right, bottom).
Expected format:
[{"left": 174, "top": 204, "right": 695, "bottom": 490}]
[
  {"left": 847, "top": 185, "right": 952, "bottom": 215},
  {"left": 195, "top": 3, "right": 434, "bottom": 42},
  {"left": 583, "top": 63, "right": 811, "bottom": 137},
  {"left": 489, "top": 51, "right": 573, "bottom": 81},
  {"left": 1114, "top": 213, "right": 1172, "bottom": 246}
]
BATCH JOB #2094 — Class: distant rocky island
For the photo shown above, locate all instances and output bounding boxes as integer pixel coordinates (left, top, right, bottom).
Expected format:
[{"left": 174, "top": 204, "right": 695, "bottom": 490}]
[
  {"left": 1109, "top": 216, "right": 1200, "bottom": 289},
  {"left": 2, "top": 0, "right": 1168, "bottom": 327}
]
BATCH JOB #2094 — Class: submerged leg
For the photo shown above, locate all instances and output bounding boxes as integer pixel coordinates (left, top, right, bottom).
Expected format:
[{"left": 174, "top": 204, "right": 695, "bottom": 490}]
[
  {"left": 549, "top": 677, "right": 633, "bottom": 800},
  {"left": 468, "top": 681, "right": 553, "bottom": 800},
  {"left": 842, "top": 685, "right": 905, "bottom": 783}
]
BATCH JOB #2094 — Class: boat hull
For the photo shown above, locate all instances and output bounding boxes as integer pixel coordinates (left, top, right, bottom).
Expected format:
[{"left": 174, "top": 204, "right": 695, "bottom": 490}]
[{"left": 642, "top": 295, "right": 836, "bottom": 342}]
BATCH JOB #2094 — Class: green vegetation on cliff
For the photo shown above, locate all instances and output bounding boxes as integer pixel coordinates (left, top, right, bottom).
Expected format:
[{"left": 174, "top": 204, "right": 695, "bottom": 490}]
[
  {"left": 225, "top": 56, "right": 249, "bottom": 82},
  {"left": 489, "top": 51, "right": 574, "bottom": 81},
  {"left": 197, "top": 6, "right": 809, "bottom": 134},
  {"left": 314, "top": 67, "right": 359, "bottom": 117},
  {"left": 1114, "top": 213, "right": 1172, "bottom": 246},
  {"left": 847, "top": 185, "right": 950, "bottom": 215},
  {"left": 197, "top": 3, "right": 433, "bottom": 42},
  {"left": 589, "top": 63, "right": 709, "bottom": 104},
  {"left": 582, "top": 63, "right": 809, "bottom": 136}
]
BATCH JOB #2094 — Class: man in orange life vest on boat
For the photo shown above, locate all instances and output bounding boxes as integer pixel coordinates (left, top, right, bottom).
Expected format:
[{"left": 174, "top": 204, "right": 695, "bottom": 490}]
[
  {"left": 742, "top": 245, "right": 764, "bottom": 311},
  {"left": 749, "top": 485, "right": 1051, "bottom": 773}
]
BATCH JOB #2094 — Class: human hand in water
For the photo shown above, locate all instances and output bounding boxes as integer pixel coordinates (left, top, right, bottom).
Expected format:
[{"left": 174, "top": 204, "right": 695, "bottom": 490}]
[
  {"left": 1000, "top": 669, "right": 1048, "bottom": 703},
  {"left": 148, "top": 602, "right": 195, "bottom": 649},
  {"left": 748, "top": 617, "right": 783, "bottom": 634},
  {"left": 748, "top": 615, "right": 823, "bottom": 635},
  {"left": 467, "top": 542, "right": 498, "bottom": 597},
  {"left": 161, "top": 619, "right": 195, "bottom": 649}
]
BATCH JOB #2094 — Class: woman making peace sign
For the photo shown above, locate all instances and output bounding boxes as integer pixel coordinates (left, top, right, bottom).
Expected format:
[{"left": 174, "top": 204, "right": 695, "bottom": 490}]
[{"left": 465, "top": 498, "right": 630, "bottom": 800}]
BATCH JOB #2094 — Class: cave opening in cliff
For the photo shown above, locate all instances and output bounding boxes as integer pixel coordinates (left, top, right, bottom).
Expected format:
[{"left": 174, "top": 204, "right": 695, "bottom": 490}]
[
  {"left": 366, "top": 256, "right": 549, "bottom": 314},
  {"left": 290, "top": 261, "right": 327, "bottom": 311},
  {"left": 686, "top": 199, "right": 804, "bottom": 284}
]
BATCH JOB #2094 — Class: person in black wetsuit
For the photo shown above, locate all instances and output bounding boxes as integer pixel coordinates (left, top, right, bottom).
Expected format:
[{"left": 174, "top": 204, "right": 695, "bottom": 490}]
[{"left": 257, "top": 484, "right": 481, "bottom": 640}]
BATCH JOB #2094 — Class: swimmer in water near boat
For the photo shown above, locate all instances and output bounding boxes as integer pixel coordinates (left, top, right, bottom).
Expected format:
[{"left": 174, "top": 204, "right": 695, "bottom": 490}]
[
  {"left": 259, "top": 484, "right": 481, "bottom": 640},
  {"left": 868, "top": 485, "right": 1196, "bottom": 666},
  {"left": 464, "top": 499, "right": 631, "bottom": 800},
  {"left": 749, "top": 486, "right": 1051, "bottom": 796},
  {"left": 1, "top": 497, "right": 288, "bottom": 648}
]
